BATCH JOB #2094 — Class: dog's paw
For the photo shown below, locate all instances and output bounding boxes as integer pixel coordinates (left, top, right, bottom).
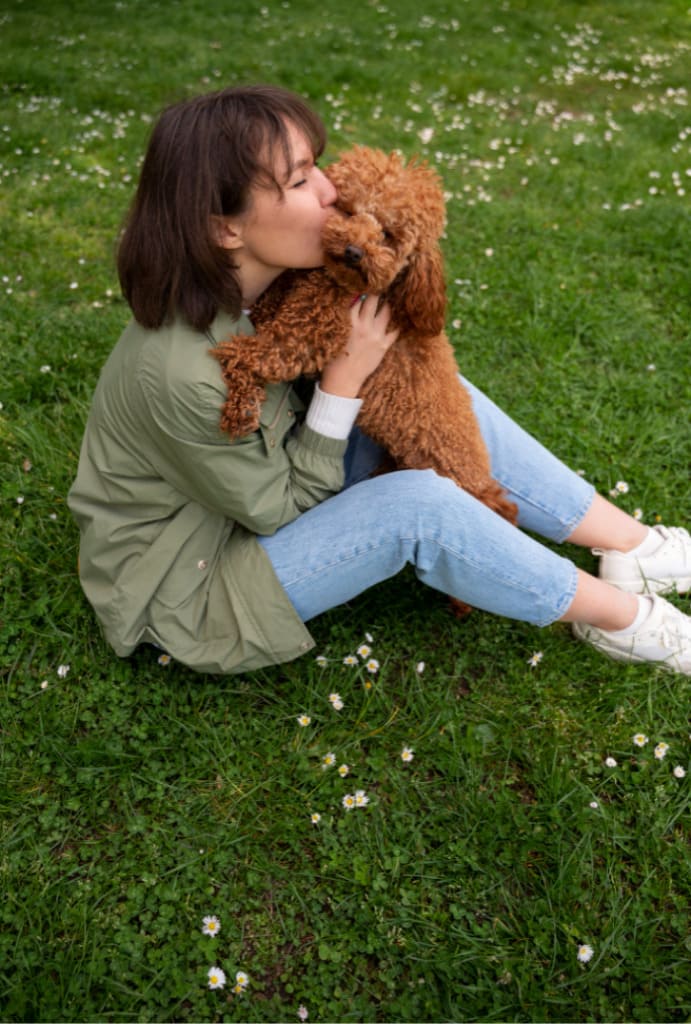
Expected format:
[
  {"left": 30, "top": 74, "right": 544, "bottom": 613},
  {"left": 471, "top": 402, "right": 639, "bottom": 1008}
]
[
  {"left": 449, "top": 596, "right": 473, "bottom": 618},
  {"left": 220, "top": 394, "right": 261, "bottom": 437}
]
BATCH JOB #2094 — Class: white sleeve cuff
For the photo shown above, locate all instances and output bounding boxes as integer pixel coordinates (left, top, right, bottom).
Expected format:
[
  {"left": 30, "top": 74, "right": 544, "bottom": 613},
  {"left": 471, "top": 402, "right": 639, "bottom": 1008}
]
[{"left": 305, "top": 383, "right": 362, "bottom": 440}]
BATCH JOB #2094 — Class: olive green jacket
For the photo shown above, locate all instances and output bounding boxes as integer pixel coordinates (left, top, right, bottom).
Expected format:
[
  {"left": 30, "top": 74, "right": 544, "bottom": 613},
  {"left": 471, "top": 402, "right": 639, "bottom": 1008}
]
[{"left": 68, "top": 311, "right": 348, "bottom": 674}]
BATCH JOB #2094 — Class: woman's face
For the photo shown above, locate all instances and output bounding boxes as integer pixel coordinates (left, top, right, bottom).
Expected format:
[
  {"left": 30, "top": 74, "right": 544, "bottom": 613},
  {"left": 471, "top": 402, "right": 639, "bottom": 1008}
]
[{"left": 224, "top": 120, "right": 337, "bottom": 303}]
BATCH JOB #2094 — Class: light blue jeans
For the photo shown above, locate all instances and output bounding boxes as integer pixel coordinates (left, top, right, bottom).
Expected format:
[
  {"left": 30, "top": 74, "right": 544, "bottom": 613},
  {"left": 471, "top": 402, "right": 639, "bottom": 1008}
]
[{"left": 259, "top": 378, "right": 594, "bottom": 627}]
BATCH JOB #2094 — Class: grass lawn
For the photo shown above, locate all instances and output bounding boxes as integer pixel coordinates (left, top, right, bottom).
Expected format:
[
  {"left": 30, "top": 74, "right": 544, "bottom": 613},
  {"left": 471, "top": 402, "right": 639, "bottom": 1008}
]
[{"left": 1, "top": 0, "right": 690, "bottom": 1020}]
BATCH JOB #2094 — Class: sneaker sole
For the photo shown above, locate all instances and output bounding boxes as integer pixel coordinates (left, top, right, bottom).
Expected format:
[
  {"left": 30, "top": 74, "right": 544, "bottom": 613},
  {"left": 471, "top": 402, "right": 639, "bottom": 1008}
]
[
  {"left": 573, "top": 622, "right": 691, "bottom": 675},
  {"left": 584, "top": 641, "right": 679, "bottom": 670}
]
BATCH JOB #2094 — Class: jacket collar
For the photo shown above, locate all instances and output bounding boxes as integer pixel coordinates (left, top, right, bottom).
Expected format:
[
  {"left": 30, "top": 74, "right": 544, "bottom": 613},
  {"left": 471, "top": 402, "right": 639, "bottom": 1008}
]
[{"left": 205, "top": 308, "right": 254, "bottom": 346}]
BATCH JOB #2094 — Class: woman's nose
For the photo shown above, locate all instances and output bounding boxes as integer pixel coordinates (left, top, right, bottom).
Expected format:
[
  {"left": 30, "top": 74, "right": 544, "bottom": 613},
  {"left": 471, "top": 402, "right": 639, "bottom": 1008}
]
[{"left": 319, "top": 170, "right": 338, "bottom": 206}]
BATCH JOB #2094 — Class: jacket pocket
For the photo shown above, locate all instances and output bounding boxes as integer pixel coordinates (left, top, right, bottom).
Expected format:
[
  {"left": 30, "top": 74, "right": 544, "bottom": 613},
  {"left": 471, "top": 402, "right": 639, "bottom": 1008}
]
[{"left": 258, "top": 383, "right": 298, "bottom": 455}]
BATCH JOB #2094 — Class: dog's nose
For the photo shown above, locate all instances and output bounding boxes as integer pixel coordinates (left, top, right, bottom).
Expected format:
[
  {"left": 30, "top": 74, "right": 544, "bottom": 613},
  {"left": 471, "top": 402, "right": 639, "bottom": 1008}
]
[{"left": 344, "top": 244, "right": 363, "bottom": 267}]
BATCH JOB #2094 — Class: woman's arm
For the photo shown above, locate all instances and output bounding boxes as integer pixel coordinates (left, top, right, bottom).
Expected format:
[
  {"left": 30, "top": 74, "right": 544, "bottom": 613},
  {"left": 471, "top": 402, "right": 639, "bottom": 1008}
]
[{"left": 143, "top": 378, "right": 350, "bottom": 535}]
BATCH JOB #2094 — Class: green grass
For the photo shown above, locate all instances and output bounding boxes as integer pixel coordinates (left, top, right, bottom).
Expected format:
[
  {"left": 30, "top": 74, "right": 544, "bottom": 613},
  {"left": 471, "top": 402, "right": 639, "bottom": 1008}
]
[{"left": 1, "top": 0, "right": 691, "bottom": 1020}]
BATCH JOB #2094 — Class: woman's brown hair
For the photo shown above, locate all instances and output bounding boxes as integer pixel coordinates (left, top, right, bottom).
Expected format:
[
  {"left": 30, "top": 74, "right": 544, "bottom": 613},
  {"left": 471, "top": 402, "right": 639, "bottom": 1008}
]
[{"left": 117, "top": 84, "right": 326, "bottom": 331}]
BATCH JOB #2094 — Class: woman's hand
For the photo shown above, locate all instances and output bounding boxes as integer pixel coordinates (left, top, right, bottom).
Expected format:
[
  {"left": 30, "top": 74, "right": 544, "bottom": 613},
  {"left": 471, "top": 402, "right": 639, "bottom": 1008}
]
[{"left": 319, "top": 294, "right": 399, "bottom": 398}]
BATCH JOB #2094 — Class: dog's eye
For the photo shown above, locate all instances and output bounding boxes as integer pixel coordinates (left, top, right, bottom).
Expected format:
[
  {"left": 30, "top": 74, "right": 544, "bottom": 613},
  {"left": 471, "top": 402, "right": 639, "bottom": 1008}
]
[{"left": 382, "top": 229, "right": 394, "bottom": 244}]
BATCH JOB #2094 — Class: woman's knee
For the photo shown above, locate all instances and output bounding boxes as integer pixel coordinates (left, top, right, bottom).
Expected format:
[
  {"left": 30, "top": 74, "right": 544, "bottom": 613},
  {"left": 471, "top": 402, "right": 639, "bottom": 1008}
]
[
  {"left": 371, "top": 468, "right": 481, "bottom": 539},
  {"left": 371, "top": 466, "right": 459, "bottom": 513},
  {"left": 383, "top": 467, "right": 460, "bottom": 502}
]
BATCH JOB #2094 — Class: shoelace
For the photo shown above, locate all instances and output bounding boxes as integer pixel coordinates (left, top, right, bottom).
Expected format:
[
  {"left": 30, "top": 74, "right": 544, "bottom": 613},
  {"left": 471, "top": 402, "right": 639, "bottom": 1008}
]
[
  {"left": 655, "top": 525, "right": 691, "bottom": 554},
  {"left": 656, "top": 607, "right": 691, "bottom": 657}
]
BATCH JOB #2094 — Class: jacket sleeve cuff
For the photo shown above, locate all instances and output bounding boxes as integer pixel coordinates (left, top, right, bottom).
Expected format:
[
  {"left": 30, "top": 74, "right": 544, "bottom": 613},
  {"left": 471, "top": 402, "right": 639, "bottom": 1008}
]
[{"left": 305, "top": 383, "right": 362, "bottom": 441}]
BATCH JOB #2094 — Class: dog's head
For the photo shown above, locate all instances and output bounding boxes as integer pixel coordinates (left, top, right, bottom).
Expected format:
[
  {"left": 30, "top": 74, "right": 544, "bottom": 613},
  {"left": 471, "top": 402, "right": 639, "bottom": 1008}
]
[{"left": 322, "top": 146, "right": 447, "bottom": 334}]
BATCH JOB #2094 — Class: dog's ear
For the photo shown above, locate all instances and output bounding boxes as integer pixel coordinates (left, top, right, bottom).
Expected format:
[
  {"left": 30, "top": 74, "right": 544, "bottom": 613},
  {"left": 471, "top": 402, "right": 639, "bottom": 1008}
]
[{"left": 392, "top": 246, "right": 446, "bottom": 335}]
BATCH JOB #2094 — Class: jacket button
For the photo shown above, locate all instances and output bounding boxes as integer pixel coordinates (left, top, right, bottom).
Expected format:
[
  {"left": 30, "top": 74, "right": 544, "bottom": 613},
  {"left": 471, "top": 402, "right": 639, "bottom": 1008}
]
[
  {"left": 269, "top": 438, "right": 276, "bottom": 448},
  {"left": 197, "top": 559, "right": 208, "bottom": 570}
]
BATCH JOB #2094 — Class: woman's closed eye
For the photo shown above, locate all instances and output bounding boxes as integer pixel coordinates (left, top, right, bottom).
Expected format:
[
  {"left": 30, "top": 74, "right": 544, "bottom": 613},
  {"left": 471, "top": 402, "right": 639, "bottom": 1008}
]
[{"left": 290, "top": 160, "right": 321, "bottom": 188}]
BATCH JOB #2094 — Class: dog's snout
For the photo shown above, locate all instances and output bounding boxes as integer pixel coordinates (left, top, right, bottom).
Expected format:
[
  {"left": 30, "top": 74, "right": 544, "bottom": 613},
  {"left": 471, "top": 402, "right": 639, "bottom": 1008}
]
[{"left": 344, "top": 244, "right": 364, "bottom": 267}]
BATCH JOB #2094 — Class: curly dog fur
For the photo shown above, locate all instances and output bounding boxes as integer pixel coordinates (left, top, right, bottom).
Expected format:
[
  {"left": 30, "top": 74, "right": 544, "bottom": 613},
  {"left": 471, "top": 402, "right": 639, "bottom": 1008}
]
[{"left": 213, "top": 146, "right": 518, "bottom": 611}]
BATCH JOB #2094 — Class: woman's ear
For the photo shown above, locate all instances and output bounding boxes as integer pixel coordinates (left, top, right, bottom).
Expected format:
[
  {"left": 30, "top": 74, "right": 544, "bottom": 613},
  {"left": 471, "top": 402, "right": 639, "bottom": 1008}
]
[{"left": 211, "top": 215, "right": 244, "bottom": 250}]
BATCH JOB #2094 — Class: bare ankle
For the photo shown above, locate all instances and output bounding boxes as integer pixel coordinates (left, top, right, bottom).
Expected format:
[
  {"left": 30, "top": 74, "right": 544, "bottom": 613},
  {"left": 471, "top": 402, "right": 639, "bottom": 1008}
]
[
  {"left": 593, "top": 595, "right": 645, "bottom": 632},
  {"left": 561, "top": 571, "right": 640, "bottom": 629},
  {"left": 613, "top": 527, "right": 651, "bottom": 554},
  {"left": 567, "top": 494, "right": 649, "bottom": 552}
]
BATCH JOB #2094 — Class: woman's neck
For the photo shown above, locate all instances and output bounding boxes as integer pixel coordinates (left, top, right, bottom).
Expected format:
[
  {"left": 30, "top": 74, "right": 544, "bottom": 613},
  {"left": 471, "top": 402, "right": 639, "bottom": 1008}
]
[{"left": 239, "top": 263, "right": 282, "bottom": 308}]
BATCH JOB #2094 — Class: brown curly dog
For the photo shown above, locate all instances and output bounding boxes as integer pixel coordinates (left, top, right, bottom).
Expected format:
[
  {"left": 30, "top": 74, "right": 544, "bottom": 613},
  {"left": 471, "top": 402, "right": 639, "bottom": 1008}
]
[{"left": 213, "top": 145, "right": 517, "bottom": 612}]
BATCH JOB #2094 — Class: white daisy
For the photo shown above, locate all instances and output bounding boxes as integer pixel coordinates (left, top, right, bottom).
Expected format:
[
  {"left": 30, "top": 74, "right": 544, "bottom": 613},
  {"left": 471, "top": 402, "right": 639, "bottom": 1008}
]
[
  {"left": 654, "top": 742, "right": 669, "bottom": 760},
  {"left": 632, "top": 733, "right": 648, "bottom": 747},
  {"left": 201, "top": 915, "right": 220, "bottom": 937},
  {"left": 577, "top": 944, "right": 594, "bottom": 964},
  {"left": 207, "top": 966, "right": 226, "bottom": 989},
  {"left": 401, "top": 746, "right": 415, "bottom": 763}
]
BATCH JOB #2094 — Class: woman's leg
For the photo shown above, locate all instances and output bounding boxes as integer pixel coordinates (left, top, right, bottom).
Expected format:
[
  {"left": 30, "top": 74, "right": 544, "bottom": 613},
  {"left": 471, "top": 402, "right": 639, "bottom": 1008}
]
[
  {"left": 261, "top": 391, "right": 691, "bottom": 669},
  {"left": 461, "top": 377, "right": 666, "bottom": 552},
  {"left": 462, "top": 377, "right": 691, "bottom": 594},
  {"left": 346, "top": 378, "right": 648, "bottom": 554},
  {"left": 461, "top": 377, "right": 691, "bottom": 668},
  {"left": 259, "top": 466, "right": 691, "bottom": 673},
  {"left": 260, "top": 467, "right": 579, "bottom": 625},
  {"left": 302, "top": 386, "right": 650, "bottom": 631},
  {"left": 566, "top": 493, "right": 647, "bottom": 552},
  {"left": 460, "top": 376, "right": 596, "bottom": 543},
  {"left": 560, "top": 569, "right": 638, "bottom": 628}
]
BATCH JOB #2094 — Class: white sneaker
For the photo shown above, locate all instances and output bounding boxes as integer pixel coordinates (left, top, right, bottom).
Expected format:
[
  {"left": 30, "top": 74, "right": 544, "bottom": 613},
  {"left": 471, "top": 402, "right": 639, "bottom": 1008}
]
[
  {"left": 573, "top": 595, "right": 691, "bottom": 675},
  {"left": 596, "top": 525, "right": 691, "bottom": 595}
]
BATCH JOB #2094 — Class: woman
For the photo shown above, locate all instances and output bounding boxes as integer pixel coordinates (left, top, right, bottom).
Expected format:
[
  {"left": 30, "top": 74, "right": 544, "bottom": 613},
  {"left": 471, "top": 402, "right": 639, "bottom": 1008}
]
[{"left": 68, "top": 84, "right": 691, "bottom": 675}]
